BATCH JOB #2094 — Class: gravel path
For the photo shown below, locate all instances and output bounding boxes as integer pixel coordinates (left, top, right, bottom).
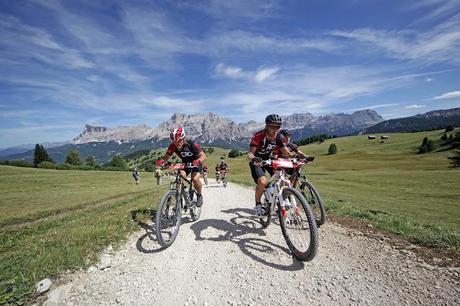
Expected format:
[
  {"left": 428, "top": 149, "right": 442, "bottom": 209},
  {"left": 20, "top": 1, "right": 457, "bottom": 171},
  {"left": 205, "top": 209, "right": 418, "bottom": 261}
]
[{"left": 62, "top": 180, "right": 460, "bottom": 305}]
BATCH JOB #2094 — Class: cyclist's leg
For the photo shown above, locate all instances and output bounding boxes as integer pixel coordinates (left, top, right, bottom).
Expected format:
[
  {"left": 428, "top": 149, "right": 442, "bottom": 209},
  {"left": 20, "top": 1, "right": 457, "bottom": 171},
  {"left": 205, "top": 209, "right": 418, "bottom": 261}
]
[
  {"left": 191, "top": 170, "right": 202, "bottom": 195},
  {"left": 191, "top": 169, "right": 203, "bottom": 207},
  {"left": 249, "top": 163, "right": 267, "bottom": 203}
]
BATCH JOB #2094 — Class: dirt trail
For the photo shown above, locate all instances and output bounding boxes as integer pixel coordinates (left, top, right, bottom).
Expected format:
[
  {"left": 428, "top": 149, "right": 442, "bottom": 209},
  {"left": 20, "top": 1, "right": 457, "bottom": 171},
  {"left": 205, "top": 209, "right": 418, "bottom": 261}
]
[{"left": 62, "top": 180, "right": 460, "bottom": 305}]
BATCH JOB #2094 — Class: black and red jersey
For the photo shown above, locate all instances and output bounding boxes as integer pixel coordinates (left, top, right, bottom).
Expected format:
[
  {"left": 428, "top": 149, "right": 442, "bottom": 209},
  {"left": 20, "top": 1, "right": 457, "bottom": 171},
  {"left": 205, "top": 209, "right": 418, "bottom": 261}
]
[
  {"left": 249, "top": 130, "right": 285, "bottom": 160},
  {"left": 166, "top": 139, "right": 202, "bottom": 163},
  {"left": 274, "top": 134, "right": 298, "bottom": 156}
]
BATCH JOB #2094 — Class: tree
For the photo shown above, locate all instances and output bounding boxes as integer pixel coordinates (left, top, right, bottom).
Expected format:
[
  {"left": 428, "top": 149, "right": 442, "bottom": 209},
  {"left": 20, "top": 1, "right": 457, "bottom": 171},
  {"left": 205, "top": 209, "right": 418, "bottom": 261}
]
[
  {"left": 445, "top": 125, "right": 454, "bottom": 132},
  {"left": 418, "top": 137, "right": 435, "bottom": 153},
  {"left": 65, "top": 149, "right": 82, "bottom": 166},
  {"left": 111, "top": 154, "right": 128, "bottom": 170},
  {"left": 228, "top": 149, "right": 240, "bottom": 158},
  {"left": 33, "top": 144, "right": 53, "bottom": 167},
  {"left": 144, "top": 162, "right": 155, "bottom": 172},
  {"left": 448, "top": 149, "right": 460, "bottom": 167},
  {"left": 84, "top": 156, "right": 98, "bottom": 168},
  {"left": 328, "top": 143, "right": 337, "bottom": 155}
]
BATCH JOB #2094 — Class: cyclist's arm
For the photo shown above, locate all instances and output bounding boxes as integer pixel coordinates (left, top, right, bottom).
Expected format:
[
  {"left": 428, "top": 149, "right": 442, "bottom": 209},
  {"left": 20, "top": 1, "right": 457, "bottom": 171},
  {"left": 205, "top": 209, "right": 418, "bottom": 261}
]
[
  {"left": 279, "top": 146, "right": 290, "bottom": 158},
  {"left": 197, "top": 151, "right": 206, "bottom": 163},
  {"left": 161, "top": 153, "right": 172, "bottom": 163},
  {"left": 247, "top": 146, "right": 257, "bottom": 162},
  {"left": 296, "top": 149, "right": 308, "bottom": 159}
]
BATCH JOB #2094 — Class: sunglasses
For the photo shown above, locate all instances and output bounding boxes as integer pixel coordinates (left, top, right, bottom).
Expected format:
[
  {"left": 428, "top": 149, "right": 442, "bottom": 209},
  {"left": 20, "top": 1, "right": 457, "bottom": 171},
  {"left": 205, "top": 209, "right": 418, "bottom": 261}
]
[{"left": 268, "top": 125, "right": 281, "bottom": 130}]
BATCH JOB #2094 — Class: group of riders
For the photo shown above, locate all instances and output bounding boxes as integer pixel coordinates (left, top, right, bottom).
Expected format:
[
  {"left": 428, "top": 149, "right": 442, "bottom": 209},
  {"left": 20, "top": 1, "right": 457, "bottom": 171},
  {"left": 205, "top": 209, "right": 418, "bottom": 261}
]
[{"left": 155, "top": 114, "right": 311, "bottom": 216}]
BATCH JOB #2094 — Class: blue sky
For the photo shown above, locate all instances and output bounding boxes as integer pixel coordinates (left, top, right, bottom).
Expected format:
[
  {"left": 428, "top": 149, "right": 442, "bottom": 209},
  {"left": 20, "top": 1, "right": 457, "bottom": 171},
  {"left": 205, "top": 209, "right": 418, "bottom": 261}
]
[{"left": 1, "top": 0, "right": 460, "bottom": 148}]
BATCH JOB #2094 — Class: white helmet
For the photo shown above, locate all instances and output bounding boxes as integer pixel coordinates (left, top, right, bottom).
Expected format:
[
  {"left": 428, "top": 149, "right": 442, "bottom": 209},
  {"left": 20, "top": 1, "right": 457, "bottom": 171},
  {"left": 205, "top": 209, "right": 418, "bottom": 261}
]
[{"left": 170, "top": 127, "right": 186, "bottom": 141}]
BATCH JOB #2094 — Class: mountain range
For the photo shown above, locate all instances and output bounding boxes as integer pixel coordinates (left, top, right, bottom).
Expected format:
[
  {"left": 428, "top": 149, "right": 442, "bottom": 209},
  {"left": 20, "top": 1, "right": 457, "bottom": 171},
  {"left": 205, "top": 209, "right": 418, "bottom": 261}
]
[{"left": 2, "top": 107, "right": 459, "bottom": 163}]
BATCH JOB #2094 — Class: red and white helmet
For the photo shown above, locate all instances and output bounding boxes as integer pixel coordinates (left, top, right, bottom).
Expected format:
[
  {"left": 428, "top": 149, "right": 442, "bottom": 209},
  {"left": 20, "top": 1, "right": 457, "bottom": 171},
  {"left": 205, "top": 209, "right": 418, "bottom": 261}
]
[{"left": 170, "top": 127, "right": 186, "bottom": 141}]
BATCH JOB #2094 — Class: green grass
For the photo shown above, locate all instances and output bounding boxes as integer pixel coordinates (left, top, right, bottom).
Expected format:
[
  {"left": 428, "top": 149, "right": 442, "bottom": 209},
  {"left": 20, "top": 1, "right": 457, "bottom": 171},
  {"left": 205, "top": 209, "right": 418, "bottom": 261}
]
[
  {"left": 1, "top": 129, "right": 459, "bottom": 303},
  {"left": 225, "top": 129, "right": 460, "bottom": 250},
  {"left": 0, "top": 167, "right": 166, "bottom": 305}
]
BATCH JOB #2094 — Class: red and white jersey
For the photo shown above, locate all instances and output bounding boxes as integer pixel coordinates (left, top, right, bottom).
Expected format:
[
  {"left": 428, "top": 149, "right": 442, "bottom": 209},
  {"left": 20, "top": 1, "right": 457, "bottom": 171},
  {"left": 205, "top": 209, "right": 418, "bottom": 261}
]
[{"left": 249, "top": 130, "right": 285, "bottom": 160}]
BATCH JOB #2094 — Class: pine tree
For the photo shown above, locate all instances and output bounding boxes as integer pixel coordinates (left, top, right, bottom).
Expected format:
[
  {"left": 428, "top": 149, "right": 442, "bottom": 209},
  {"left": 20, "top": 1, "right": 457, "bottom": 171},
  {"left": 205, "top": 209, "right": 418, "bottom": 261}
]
[
  {"left": 65, "top": 149, "right": 82, "bottom": 166},
  {"left": 448, "top": 149, "right": 460, "bottom": 167},
  {"left": 33, "top": 144, "right": 53, "bottom": 167},
  {"left": 328, "top": 143, "right": 337, "bottom": 155},
  {"left": 111, "top": 154, "right": 128, "bottom": 170},
  {"left": 33, "top": 144, "right": 41, "bottom": 167},
  {"left": 84, "top": 156, "right": 98, "bottom": 167}
]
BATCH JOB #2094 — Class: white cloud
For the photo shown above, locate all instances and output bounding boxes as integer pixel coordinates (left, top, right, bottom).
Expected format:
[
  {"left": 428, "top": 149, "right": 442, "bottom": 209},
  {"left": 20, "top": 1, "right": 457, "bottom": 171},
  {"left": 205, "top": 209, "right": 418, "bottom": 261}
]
[
  {"left": 331, "top": 13, "right": 460, "bottom": 65},
  {"left": 214, "top": 63, "right": 245, "bottom": 79},
  {"left": 254, "top": 66, "right": 279, "bottom": 82},
  {"left": 433, "top": 90, "right": 460, "bottom": 100},
  {"left": 405, "top": 104, "right": 426, "bottom": 109},
  {"left": 214, "top": 63, "right": 279, "bottom": 83},
  {"left": 403, "top": 0, "right": 460, "bottom": 24},
  {"left": 425, "top": 77, "right": 434, "bottom": 82},
  {"left": 351, "top": 103, "right": 399, "bottom": 111}
]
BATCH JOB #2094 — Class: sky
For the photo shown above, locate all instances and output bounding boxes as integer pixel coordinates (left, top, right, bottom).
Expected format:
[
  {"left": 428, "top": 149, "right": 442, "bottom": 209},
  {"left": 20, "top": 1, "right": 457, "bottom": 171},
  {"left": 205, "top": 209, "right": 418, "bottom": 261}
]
[{"left": 1, "top": 0, "right": 460, "bottom": 148}]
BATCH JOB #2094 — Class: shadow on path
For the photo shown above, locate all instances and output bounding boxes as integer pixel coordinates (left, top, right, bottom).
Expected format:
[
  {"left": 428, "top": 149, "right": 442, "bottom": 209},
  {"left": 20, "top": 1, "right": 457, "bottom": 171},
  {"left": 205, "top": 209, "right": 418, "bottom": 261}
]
[{"left": 190, "top": 208, "right": 304, "bottom": 271}]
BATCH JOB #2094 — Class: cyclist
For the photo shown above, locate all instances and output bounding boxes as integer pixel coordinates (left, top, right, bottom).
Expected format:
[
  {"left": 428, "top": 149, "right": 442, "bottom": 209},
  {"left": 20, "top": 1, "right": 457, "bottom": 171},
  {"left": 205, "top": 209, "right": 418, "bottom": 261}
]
[
  {"left": 275, "top": 129, "right": 314, "bottom": 186},
  {"left": 132, "top": 168, "right": 140, "bottom": 184},
  {"left": 276, "top": 129, "right": 309, "bottom": 160},
  {"left": 218, "top": 160, "right": 229, "bottom": 181},
  {"left": 156, "top": 127, "right": 206, "bottom": 207},
  {"left": 202, "top": 164, "right": 208, "bottom": 186},
  {"left": 248, "top": 114, "right": 289, "bottom": 216}
]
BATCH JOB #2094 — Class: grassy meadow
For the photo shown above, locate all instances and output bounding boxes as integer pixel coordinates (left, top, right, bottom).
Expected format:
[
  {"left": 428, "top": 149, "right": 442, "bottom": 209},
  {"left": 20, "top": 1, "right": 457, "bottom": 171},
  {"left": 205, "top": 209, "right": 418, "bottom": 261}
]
[
  {"left": 0, "top": 167, "right": 166, "bottom": 304},
  {"left": 225, "top": 129, "right": 460, "bottom": 250},
  {"left": 1, "top": 129, "right": 459, "bottom": 304}
]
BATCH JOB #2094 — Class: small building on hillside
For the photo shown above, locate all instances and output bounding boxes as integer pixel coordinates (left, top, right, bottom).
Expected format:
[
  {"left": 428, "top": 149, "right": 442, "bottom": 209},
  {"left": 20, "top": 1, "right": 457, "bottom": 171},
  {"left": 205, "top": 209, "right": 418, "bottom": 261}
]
[
  {"left": 381, "top": 135, "right": 389, "bottom": 139},
  {"left": 368, "top": 135, "right": 377, "bottom": 140}
]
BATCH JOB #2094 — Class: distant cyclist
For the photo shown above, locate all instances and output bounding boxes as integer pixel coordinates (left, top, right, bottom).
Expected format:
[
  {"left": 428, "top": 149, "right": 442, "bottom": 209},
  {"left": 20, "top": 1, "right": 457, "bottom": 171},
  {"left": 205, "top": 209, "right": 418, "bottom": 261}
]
[
  {"left": 219, "top": 160, "right": 229, "bottom": 182},
  {"left": 156, "top": 127, "right": 206, "bottom": 207},
  {"left": 202, "top": 164, "right": 208, "bottom": 186},
  {"left": 132, "top": 168, "right": 140, "bottom": 184},
  {"left": 247, "top": 114, "right": 289, "bottom": 216}
]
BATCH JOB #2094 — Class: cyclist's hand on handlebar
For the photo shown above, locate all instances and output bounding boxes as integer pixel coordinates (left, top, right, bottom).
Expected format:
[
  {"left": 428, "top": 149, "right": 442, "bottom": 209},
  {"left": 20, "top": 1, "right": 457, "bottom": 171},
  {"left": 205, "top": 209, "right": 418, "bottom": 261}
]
[
  {"left": 252, "top": 157, "right": 263, "bottom": 166},
  {"left": 156, "top": 159, "right": 165, "bottom": 166},
  {"left": 192, "top": 159, "right": 201, "bottom": 167},
  {"left": 305, "top": 155, "right": 315, "bottom": 162}
]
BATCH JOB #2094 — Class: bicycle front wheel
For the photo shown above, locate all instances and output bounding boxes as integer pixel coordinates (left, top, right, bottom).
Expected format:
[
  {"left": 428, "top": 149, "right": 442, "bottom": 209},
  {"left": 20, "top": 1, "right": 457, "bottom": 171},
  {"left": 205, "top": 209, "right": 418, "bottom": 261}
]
[
  {"left": 259, "top": 191, "right": 272, "bottom": 228},
  {"left": 278, "top": 187, "right": 318, "bottom": 261},
  {"left": 155, "top": 190, "right": 181, "bottom": 247}
]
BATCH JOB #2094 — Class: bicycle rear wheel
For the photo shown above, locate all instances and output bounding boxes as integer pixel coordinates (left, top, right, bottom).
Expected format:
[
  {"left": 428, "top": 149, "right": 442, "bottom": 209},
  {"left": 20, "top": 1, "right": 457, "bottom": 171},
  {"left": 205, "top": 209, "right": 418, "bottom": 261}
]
[
  {"left": 300, "top": 181, "right": 326, "bottom": 226},
  {"left": 155, "top": 190, "right": 181, "bottom": 247},
  {"left": 278, "top": 187, "right": 318, "bottom": 261}
]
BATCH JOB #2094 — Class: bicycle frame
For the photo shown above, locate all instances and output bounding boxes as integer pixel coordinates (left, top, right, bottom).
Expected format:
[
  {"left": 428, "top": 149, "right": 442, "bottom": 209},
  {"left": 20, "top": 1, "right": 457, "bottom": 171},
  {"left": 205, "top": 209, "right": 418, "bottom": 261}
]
[
  {"left": 167, "top": 164, "right": 196, "bottom": 210},
  {"left": 262, "top": 159, "right": 302, "bottom": 213}
]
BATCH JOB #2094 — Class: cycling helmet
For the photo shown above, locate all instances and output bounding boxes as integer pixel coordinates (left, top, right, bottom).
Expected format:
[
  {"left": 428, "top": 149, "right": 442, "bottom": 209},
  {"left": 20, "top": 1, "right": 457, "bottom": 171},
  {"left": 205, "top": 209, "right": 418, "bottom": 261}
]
[
  {"left": 279, "top": 129, "right": 291, "bottom": 137},
  {"left": 170, "top": 127, "right": 185, "bottom": 141},
  {"left": 265, "top": 114, "right": 282, "bottom": 125}
]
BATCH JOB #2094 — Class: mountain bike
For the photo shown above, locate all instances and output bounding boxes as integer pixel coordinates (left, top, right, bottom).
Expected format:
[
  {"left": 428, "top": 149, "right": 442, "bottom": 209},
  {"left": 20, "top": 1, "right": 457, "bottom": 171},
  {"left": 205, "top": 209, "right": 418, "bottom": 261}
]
[
  {"left": 289, "top": 157, "right": 326, "bottom": 226},
  {"left": 155, "top": 163, "right": 202, "bottom": 247},
  {"left": 257, "top": 158, "right": 319, "bottom": 261},
  {"left": 221, "top": 170, "right": 228, "bottom": 188}
]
